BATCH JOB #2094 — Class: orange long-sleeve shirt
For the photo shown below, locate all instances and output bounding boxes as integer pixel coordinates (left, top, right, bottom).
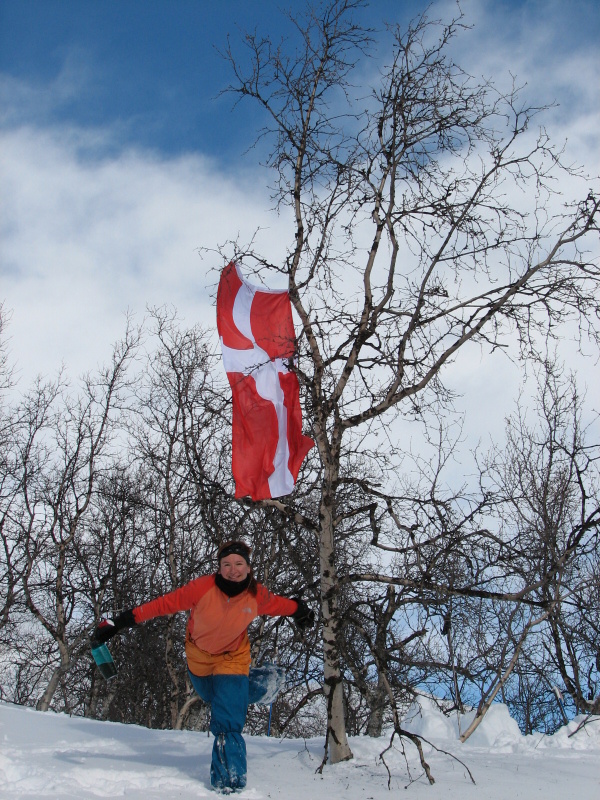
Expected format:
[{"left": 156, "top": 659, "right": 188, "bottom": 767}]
[{"left": 133, "top": 574, "right": 297, "bottom": 676}]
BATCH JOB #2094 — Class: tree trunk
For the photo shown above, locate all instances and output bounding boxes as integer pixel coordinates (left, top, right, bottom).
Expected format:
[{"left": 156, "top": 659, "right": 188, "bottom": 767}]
[
  {"left": 319, "top": 493, "right": 353, "bottom": 763},
  {"left": 366, "top": 675, "right": 387, "bottom": 738},
  {"left": 36, "top": 665, "right": 63, "bottom": 712},
  {"left": 36, "top": 640, "right": 70, "bottom": 712},
  {"left": 174, "top": 691, "right": 200, "bottom": 730},
  {"left": 367, "top": 585, "right": 399, "bottom": 736}
]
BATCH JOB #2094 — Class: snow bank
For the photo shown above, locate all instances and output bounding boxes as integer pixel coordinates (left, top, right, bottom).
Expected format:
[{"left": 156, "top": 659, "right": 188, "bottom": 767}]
[
  {"left": 535, "top": 714, "right": 600, "bottom": 751},
  {"left": 401, "top": 694, "right": 600, "bottom": 753},
  {"left": 402, "top": 696, "right": 522, "bottom": 749}
]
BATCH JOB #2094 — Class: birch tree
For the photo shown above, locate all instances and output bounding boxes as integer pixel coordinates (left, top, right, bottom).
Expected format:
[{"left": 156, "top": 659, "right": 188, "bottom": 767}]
[
  {"left": 221, "top": 0, "right": 600, "bottom": 762},
  {"left": 123, "top": 309, "right": 227, "bottom": 728},
  {"left": 482, "top": 361, "right": 600, "bottom": 724},
  {"left": 15, "top": 328, "right": 139, "bottom": 711},
  {"left": 0, "top": 304, "right": 22, "bottom": 637}
]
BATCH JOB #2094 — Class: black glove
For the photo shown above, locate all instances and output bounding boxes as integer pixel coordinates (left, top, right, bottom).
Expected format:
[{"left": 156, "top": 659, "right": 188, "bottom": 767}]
[
  {"left": 291, "top": 597, "right": 315, "bottom": 632},
  {"left": 92, "top": 609, "right": 137, "bottom": 644}
]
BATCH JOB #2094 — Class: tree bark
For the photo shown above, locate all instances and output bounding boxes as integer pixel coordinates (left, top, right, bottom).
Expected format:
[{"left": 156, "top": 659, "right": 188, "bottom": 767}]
[
  {"left": 366, "top": 673, "right": 388, "bottom": 738},
  {"left": 319, "top": 484, "right": 353, "bottom": 762},
  {"left": 36, "top": 640, "right": 70, "bottom": 712}
]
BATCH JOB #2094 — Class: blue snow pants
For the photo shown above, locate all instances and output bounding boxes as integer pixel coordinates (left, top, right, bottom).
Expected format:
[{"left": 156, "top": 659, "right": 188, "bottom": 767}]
[{"left": 188, "top": 672, "right": 249, "bottom": 792}]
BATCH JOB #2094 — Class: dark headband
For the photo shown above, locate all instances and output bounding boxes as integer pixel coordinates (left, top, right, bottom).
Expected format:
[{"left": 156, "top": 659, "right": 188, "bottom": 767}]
[{"left": 218, "top": 542, "right": 251, "bottom": 564}]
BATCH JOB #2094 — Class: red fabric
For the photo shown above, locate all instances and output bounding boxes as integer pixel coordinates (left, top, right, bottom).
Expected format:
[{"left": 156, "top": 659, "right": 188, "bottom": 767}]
[
  {"left": 249, "top": 289, "right": 296, "bottom": 360},
  {"left": 229, "top": 373, "right": 279, "bottom": 500},
  {"left": 217, "top": 263, "right": 253, "bottom": 351},
  {"left": 279, "top": 370, "right": 314, "bottom": 480},
  {"left": 216, "top": 262, "right": 314, "bottom": 500}
]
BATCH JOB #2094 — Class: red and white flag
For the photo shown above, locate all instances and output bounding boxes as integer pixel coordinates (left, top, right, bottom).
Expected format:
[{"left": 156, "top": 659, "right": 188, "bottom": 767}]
[{"left": 216, "top": 262, "right": 314, "bottom": 500}]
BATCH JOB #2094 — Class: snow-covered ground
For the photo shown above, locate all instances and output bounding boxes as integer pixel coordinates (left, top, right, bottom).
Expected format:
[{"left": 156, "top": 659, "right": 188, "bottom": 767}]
[{"left": 1, "top": 697, "right": 598, "bottom": 799}]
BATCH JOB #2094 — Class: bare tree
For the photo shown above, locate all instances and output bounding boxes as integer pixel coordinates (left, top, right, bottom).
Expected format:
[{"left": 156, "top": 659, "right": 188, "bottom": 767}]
[
  {"left": 220, "top": 0, "right": 599, "bottom": 761},
  {"left": 0, "top": 304, "right": 22, "bottom": 637},
  {"left": 12, "top": 326, "right": 139, "bottom": 711},
  {"left": 482, "top": 361, "right": 600, "bottom": 724},
  {"left": 118, "top": 308, "right": 228, "bottom": 728}
]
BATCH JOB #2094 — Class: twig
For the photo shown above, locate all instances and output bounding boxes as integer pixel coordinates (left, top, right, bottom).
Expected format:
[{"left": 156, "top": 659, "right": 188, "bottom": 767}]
[{"left": 567, "top": 713, "right": 600, "bottom": 738}]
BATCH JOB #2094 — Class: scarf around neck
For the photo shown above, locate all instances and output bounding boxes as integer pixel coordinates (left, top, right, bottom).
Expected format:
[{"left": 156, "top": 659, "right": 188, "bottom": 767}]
[{"left": 215, "top": 572, "right": 251, "bottom": 597}]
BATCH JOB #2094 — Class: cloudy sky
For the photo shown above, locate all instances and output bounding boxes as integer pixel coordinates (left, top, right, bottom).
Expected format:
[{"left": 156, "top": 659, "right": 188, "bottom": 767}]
[{"left": 1, "top": 0, "right": 598, "bottom": 451}]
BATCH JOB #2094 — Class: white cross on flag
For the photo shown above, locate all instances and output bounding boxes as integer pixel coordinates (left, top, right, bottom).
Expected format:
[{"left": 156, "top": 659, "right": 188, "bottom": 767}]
[{"left": 216, "top": 262, "right": 314, "bottom": 500}]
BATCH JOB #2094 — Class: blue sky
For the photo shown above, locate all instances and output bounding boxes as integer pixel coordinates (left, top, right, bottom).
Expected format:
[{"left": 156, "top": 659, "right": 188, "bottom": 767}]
[
  {"left": 2, "top": 0, "right": 597, "bottom": 160},
  {"left": 0, "top": 0, "right": 429, "bottom": 160},
  {"left": 0, "top": 0, "right": 599, "bottom": 450},
  {"left": 0, "top": 0, "right": 282, "bottom": 159}
]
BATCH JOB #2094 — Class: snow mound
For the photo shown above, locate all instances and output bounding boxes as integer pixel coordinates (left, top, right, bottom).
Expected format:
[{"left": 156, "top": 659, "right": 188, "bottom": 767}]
[
  {"left": 402, "top": 695, "right": 521, "bottom": 749},
  {"left": 533, "top": 714, "right": 600, "bottom": 751},
  {"left": 401, "top": 694, "right": 600, "bottom": 753}
]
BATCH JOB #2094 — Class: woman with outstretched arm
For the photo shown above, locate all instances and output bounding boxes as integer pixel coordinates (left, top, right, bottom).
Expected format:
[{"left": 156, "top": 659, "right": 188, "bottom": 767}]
[{"left": 93, "top": 540, "right": 314, "bottom": 794}]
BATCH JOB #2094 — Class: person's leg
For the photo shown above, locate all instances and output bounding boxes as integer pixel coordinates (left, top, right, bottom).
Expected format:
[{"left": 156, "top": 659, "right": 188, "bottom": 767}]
[
  {"left": 209, "top": 674, "right": 249, "bottom": 792},
  {"left": 188, "top": 670, "right": 214, "bottom": 705},
  {"left": 189, "top": 671, "right": 221, "bottom": 788}
]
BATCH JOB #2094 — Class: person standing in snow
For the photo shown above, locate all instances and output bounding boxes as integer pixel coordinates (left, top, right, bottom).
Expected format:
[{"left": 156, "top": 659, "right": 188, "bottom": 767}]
[{"left": 93, "top": 540, "right": 314, "bottom": 794}]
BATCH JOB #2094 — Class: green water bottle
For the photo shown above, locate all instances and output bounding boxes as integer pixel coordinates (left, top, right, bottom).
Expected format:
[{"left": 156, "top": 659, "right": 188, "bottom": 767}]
[{"left": 91, "top": 640, "right": 117, "bottom": 680}]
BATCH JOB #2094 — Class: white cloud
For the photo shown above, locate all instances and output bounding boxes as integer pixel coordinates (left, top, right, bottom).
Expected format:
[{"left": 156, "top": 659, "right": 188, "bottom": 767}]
[
  {"left": 435, "top": 0, "right": 599, "bottom": 131},
  {"left": 0, "top": 124, "right": 289, "bottom": 385},
  {"left": 1, "top": 0, "right": 597, "bottom": 461}
]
